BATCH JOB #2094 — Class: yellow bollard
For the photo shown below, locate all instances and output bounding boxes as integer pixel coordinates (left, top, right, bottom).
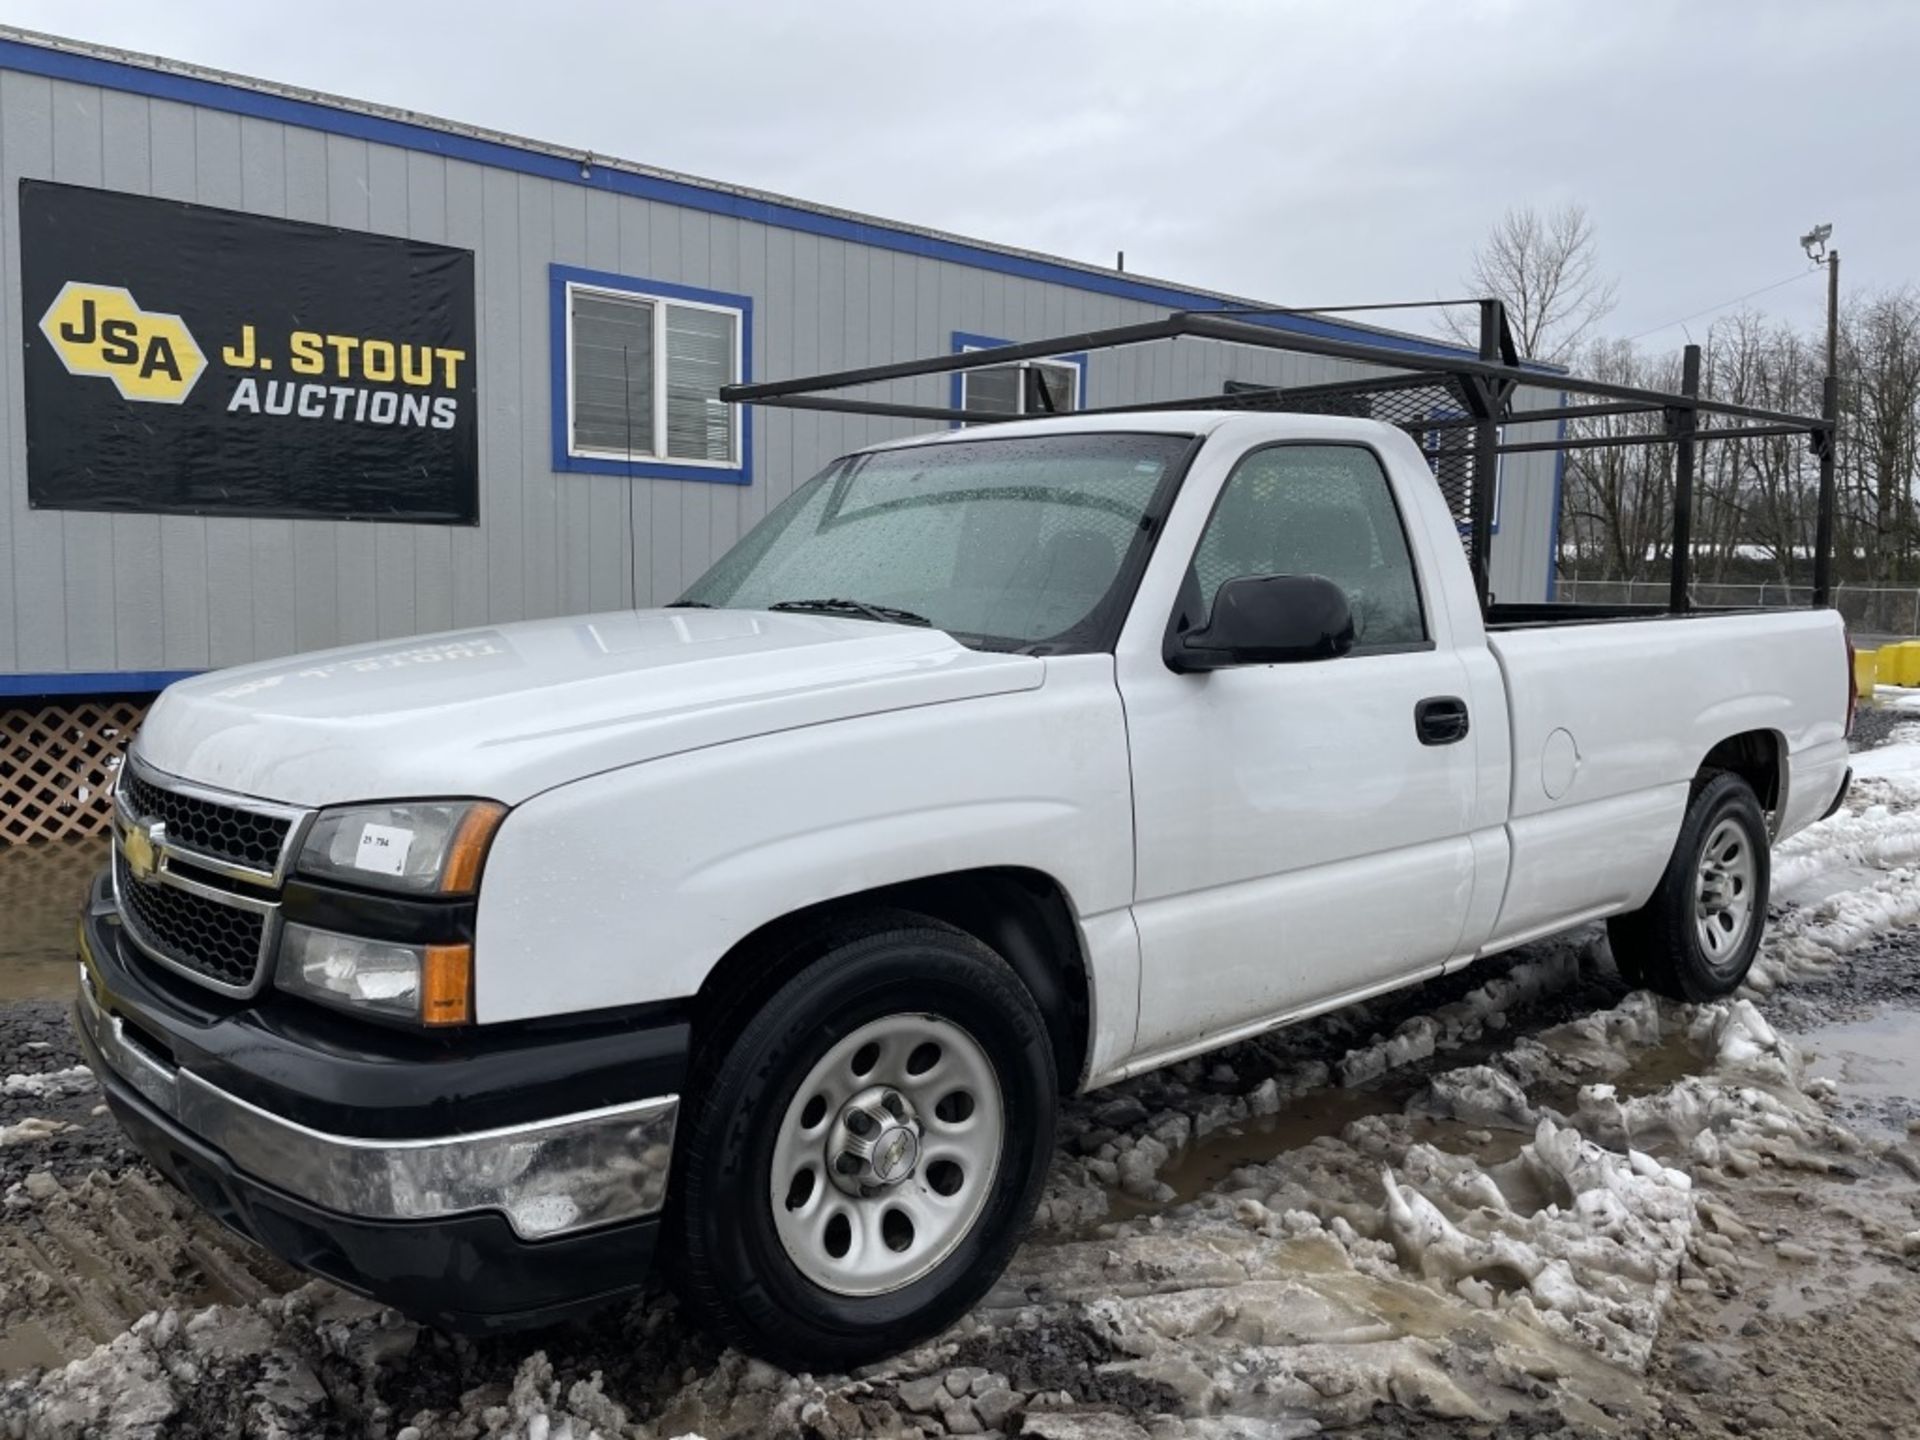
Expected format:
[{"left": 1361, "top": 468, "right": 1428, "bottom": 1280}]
[
  {"left": 1888, "top": 641, "right": 1920, "bottom": 689},
  {"left": 1854, "top": 648, "right": 1878, "bottom": 699}
]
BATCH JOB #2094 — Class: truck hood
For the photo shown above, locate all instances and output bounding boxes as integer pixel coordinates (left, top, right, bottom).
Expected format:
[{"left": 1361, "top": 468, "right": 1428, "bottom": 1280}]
[{"left": 135, "top": 609, "right": 1044, "bottom": 806}]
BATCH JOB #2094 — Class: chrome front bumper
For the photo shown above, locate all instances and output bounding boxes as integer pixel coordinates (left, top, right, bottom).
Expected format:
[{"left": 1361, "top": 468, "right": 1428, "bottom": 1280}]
[{"left": 75, "top": 968, "right": 678, "bottom": 1241}]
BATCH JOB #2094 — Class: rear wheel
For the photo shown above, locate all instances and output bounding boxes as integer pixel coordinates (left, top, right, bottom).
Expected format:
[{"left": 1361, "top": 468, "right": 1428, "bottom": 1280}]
[
  {"left": 1607, "top": 771, "right": 1769, "bottom": 1001},
  {"left": 670, "top": 914, "right": 1056, "bottom": 1370}
]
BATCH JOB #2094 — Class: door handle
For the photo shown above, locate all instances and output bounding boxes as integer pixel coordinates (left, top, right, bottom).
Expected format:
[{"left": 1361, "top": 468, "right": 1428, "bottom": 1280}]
[{"left": 1415, "top": 696, "right": 1470, "bottom": 746}]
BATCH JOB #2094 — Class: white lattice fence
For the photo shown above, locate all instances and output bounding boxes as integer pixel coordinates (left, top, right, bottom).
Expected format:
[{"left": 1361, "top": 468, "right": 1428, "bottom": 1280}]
[{"left": 0, "top": 700, "right": 146, "bottom": 845}]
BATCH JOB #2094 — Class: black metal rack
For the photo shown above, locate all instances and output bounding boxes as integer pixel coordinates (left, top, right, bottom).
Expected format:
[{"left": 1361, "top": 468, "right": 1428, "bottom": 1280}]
[{"left": 721, "top": 299, "right": 1839, "bottom": 617}]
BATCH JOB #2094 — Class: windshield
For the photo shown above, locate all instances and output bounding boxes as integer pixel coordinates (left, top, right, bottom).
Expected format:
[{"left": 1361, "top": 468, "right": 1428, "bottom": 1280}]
[{"left": 679, "top": 432, "right": 1194, "bottom": 649}]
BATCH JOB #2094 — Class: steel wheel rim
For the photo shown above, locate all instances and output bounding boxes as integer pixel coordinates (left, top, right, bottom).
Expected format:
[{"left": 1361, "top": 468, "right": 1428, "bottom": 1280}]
[
  {"left": 769, "top": 1012, "right": 1005, "bottom": 1297},
  {"left": 1694, "top": 816, "right": 1757, "bottom": 969}
]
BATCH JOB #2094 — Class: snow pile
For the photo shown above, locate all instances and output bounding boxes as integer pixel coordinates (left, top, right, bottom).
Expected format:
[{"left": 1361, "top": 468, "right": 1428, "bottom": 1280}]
[
  {"left": 0, "top": 1116, "right": 67, "bottom": 1145},
  {"left": 1749, "top": 863, "right": 1920, "bottom": 990},
  {"left": 3, "top": 1286, "right": 717, "bottom": 1440},
  {"left": 1337, "top": 943, "right": 1587, "bottom": 1087},
  {"left": 1375, "top": 1116, "right": 1693, "bottom": 1368},
  {"left": 1772, "top": 790, "right": 1920, "bottom": 890},
  {"left": 1852, "top": 730, "right": 1920, "bottom": 782},
  {"left": 1, "top": 1066, "right": 94, "bottom": 1101},
  {"left": 1748, "top": 748, "right": 1920, "bottom": 989}
]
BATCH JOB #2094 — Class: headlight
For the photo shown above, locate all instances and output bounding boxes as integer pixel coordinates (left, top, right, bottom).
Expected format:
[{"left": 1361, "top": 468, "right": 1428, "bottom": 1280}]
[
  {"left": 276, "top": 924, "right": 473, "bottom": 1026},
  {"left": 296, "top": 801, "right": 506, "bottom": 896}
]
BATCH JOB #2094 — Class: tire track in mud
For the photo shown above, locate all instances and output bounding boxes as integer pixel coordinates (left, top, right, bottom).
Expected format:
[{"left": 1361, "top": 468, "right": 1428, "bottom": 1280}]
[{"left": 0, "top": 1166, "right": 299, "bottom": 1375}]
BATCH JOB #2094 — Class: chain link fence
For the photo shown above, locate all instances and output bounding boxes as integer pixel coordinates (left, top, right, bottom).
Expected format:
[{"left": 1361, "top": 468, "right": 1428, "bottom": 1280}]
[{"left": 1556, "top": 579, "right": 1920, "bottom": 639}]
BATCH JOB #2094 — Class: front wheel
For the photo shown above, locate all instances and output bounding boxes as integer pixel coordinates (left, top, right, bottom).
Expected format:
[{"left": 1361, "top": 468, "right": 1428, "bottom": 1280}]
[
  {"left": 669, "top": 914, "right": 1057, "bottom": 1370},
  {"left": 1607, "top": 771, "right": 1770, "bottom": 1001}
]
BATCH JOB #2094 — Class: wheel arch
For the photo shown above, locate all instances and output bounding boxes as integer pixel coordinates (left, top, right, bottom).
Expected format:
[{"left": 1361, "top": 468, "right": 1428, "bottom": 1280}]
[
  {"left": 689, "top": 866, "right": 1094, "bottom": 1092},
  {"left": 1697, "top": 728, "right": 1784, "bottom": 828}
]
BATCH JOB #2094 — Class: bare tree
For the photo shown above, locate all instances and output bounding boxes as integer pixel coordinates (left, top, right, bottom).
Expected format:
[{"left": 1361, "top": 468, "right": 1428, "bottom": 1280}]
[
  {"left": 1445, "top": 203, "right": 1619, "bottom": 363},
  {"left": 1555, "top": 292, "right": 1920, "bottom": 606},
  {"left": 1557, "top": 338, "right": 1676, "bottom": 581},
  {"left": 1841, "top": 290, "right": 1920, "bottom": 583}
]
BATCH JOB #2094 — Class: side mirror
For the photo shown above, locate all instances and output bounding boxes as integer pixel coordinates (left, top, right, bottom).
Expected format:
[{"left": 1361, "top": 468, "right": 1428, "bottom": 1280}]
[{"left": 1169, "top": 574, "right": 1356, "bottom": 672}]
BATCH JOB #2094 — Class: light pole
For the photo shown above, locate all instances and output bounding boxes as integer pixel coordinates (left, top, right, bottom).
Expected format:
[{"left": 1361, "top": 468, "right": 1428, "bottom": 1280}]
[
  {"left": 1800, "top": 224, "right": 1839, "bottom": 384},
  {"left": 1800, "top": 223, "right": 1839, "bottom": 605}
]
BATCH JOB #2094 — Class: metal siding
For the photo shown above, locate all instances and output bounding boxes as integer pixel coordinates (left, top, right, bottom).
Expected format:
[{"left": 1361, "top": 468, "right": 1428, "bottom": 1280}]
[
  {"left": 197, "top": 108, "right": 256, "bottom": 669},
  {"left": 99, "top": 90, "right": 157, "bottom": 672},
  {"left": 581, "top": 186, "right": 628, "bottom": 611},
  {"left": 284, "top": 124, "right": 338, "bottom": 654},
  {"left": 406, "top": 149, "right": 454, "bottom": 636},
  {"left": 238, "top": 116, "right": 297, "bottom": 664},
  {"left": 4, "top": 72, "right": 59, "bottom": 673},
  {"left": 0, "top": 67, "right": 1562, "bottom": 682},
  {"left": 516, "top": 173, "right": 556, "bottom": 623},
  {"left": 478, "top": 163, "right": 521, "bottom": 625},
  {"left": 53, "top": 78, "right": 115, "bottom": 673},
  {"left": 443, "top": 159, "right": 489, "bottom": 631},
  {"left": 368, "top": 140, "right": 418, "bottom": 641}
]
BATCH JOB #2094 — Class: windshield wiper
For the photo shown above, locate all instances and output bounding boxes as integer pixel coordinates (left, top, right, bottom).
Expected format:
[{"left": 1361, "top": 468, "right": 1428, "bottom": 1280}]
[
  {"left": 665, "top": 600, "right": 713, "bottom": 608},
  {"left": 768, "top": 597, "right": 934, "bottom": 628}
]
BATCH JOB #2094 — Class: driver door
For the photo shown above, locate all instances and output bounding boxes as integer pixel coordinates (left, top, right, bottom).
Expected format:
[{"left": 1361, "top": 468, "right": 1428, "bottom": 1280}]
[{"left": 1119, "top": 441, "right": 1481, "bottom": 1060}]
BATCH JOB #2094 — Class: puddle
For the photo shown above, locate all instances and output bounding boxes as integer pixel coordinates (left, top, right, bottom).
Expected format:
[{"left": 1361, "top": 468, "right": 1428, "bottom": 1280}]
[
  {"left": 0, "top": 1320, "right": 67, "bottom": 1376},
  {"left": 1609, "top": 1030, "right": 1711, "bottom": 1098},
  {"left": 0, "top": 837, "right": 102, "bottom": 1002},
  {"left": 1113, "top": 1090, "right": 1535, "bottom": 1217},
  {"left": 1802, "top": 1009, "right": 1920, "bottom": 1103},
  {"left": 1136, "top": 1088, "right": 1404, "bottom": 1209}
]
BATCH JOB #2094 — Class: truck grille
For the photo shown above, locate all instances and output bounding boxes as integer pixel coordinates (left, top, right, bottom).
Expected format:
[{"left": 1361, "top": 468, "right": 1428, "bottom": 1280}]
[
  {"left": 115, "top": 850, "right": 270, "bottom": 992},
  {"left": 117, "top": 766, "right": 293, "bottom": 874}
]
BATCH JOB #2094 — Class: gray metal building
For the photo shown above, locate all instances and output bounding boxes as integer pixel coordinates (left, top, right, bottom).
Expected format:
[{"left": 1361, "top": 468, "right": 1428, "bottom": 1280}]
[{"left": 0, "top": 27, "right": 1561, "bottom": 701}]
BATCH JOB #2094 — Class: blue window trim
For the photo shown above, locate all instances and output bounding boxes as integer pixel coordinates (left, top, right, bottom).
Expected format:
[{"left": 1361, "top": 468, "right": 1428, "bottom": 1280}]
[
  {"left": 0, "top": 668, "right": 199, "bottom": 698},
  {"left": 0, "top": 36, "right": 1563, "bottom": 377},
  {"left": 948, "top": 332, "right": 1089, "bottom": 426},
  {"left": 548, "top": 263, "right": 753, "bottom": 485}
]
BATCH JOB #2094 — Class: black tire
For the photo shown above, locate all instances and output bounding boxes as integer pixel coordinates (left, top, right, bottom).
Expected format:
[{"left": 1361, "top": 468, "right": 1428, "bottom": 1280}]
[
  {"left": 1606, "top": 771, "right": 1770, "bottom": 1001},
  {"left": 669, "top": 912, "right": 1057, "bottom": 1371}
]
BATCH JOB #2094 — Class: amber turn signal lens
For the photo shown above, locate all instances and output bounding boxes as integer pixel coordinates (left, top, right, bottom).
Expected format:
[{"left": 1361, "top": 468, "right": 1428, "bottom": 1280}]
[
  {"left": 421, "top": 944, "right": 473, "bottom": 1027},
  {"left": 439, "top": 802, "right": 507, "bottom": 895}
]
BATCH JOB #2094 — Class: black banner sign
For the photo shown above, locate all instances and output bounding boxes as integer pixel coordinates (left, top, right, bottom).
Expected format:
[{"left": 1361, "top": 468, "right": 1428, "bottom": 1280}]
[{"left": 20, "top": 179, "right": 478, "bottom": 523}]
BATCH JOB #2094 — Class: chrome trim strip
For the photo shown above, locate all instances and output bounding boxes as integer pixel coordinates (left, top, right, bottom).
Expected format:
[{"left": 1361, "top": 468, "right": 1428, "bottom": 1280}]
[
  {"left": 117, "top": 751, "right": 313, "bottom": 888},
  {"left": 109, "top": 750, "right": 312, "bottom": 998},
  {"left": 111, "top": 847, "right": 281, "bottom": 1000},
  {"left": 75, "top": 977, "right": 677, "bottom": 1241}
]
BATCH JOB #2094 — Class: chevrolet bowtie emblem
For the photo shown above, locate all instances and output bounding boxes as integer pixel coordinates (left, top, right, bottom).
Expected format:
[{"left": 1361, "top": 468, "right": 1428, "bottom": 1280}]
[{"left": 122, "top": 817, "right": 165, "bottom": 885}]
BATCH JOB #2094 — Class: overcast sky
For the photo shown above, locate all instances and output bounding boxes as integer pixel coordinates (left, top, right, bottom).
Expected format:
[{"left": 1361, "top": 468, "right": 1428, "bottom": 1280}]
[{"left": 7, "top": 1, "right": 1912, "bottom": 350}]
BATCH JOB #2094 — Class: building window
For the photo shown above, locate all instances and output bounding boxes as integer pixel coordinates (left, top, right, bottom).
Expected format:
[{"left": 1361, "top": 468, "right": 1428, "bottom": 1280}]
[
  {"left": 951, "top": 332, "right": 1086, "bottom": 422},
  {"left": 550, "top": 264, "right": 752, "bottom": 484}
]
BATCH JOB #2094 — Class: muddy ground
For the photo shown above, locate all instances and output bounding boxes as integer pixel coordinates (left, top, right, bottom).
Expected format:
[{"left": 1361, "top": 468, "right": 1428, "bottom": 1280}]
[{"left": 0, "top": 723, "right": 1916, "bottom": 1438}]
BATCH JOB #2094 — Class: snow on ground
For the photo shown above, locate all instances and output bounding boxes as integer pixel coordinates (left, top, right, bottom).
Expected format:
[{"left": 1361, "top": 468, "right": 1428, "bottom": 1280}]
[
  {"left": 1870, "top": 684, "right": 1920, "bottom": 714},
  {"left": 1, "top": 743, "right": 1917, "bottom": 1437},
  {"left": 1853, "top": 721, "right": 1920, "bottom": 779}
]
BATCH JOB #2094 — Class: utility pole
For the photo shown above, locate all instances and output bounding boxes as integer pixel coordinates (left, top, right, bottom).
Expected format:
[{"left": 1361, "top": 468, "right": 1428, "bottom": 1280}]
[
  {"left": 1824, "top": 246, "right": 1840, "bottom": 385},
  {"left": 1801, "top": 224, "right": 1839, "bottom": 606}
]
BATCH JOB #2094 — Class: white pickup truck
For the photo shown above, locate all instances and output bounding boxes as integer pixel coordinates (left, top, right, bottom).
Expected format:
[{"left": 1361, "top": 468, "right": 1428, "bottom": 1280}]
[{"left": 75, "top": 410, "right": 1853, "bottom": 1368}]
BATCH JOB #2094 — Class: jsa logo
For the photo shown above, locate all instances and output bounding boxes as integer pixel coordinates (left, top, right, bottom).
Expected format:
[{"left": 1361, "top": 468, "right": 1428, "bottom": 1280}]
[{"left": 39, "top": 281, "right": 207, "bottom": 404}]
